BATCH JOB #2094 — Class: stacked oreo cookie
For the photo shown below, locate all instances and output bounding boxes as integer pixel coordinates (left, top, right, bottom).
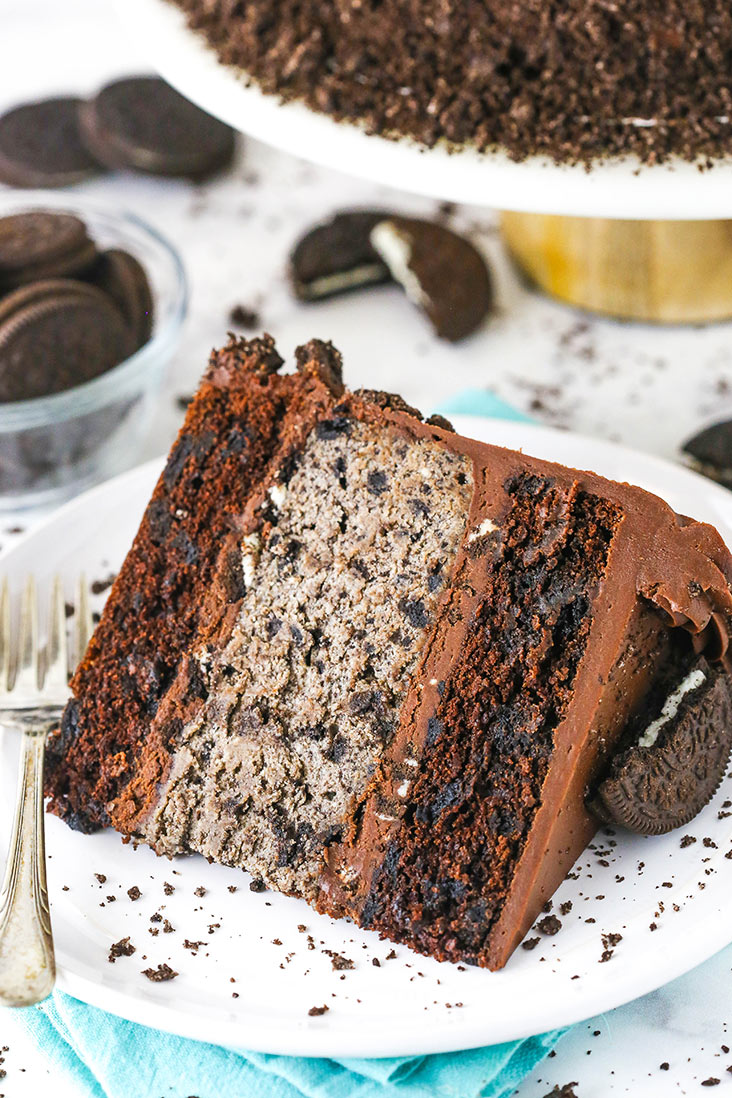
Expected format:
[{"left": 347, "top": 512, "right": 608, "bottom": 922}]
[
  {"left": 0, "top": 76, "right": 236, "bottom": 189},
  {"left": 0, "top": 211, "right": 153, "bottom": 401}
]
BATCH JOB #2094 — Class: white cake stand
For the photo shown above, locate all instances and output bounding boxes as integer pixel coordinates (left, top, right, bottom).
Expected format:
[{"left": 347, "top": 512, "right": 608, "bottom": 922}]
[{"left": 119, "top": 0, "right": 732, "bottom": 320}]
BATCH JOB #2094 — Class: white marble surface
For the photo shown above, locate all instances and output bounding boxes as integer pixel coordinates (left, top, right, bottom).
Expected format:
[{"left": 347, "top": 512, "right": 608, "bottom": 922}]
[{"left": 1, "top": 0, "right": 732, "bottom": 1094}]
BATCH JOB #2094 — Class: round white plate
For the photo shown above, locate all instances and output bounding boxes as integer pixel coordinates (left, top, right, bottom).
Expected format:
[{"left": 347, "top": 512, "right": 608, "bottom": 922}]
[
  {"left": 118, "top": 0, "right": 732, "bottom": 220},
  {"left": 1, "top": 417, "right": 732, "bottom": 1057}
]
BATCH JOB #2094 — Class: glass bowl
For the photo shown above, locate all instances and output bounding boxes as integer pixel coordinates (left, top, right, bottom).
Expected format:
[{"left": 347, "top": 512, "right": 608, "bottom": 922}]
[{"left": 0, "top": 191, "right": 187, "bottom": 511}]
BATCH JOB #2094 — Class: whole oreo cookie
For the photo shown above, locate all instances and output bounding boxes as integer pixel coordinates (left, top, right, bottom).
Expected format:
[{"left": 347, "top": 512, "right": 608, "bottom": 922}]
[
  {"left": 682, "top": 419, "right": 732, "bottom": 488},
  {"left": 0, "top": 97, "right": 102, "bottom": 188},
  {"left": 0, "top": 279, "right": 134, "bottom": 401},
  {"left": 370, "top": 217, "right": 494, "bottom": 342},
  {"left": 290, "top": 210, "right": 391, "bottom": 301},
  {"left": 0, "top": 212, "right": 97, "bottom": 291},
  {"left": 589, "top": 654, "right": 732, "bottom": 835},
  {"left": 88, "top": 249, "right": 154, "bottom": 348},
  {"left": 79, "top": 76, "right": 236, "bottom": 179}
]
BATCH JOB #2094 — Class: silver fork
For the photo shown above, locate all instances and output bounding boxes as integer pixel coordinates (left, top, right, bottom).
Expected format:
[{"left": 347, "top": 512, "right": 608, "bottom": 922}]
[{"left": 0, "top": 576, "right": 92, "bottom": 1007}]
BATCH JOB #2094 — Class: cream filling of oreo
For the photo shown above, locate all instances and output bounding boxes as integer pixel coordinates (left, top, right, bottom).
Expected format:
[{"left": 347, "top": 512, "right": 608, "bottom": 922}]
[
  {"left": 370, "top": 222, "right": 429, "bottom": 309},
  {"left": 637, "top": 667, "right": 706, "bottom": 748},
  {"left": 301, "top": 263, "right": 387, "bottom": 300}
]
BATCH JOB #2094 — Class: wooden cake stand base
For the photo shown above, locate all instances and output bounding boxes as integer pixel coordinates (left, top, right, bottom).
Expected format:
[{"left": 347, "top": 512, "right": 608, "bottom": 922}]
[{"left": 501, "top": 212, "right": 732, "bottom": 323}]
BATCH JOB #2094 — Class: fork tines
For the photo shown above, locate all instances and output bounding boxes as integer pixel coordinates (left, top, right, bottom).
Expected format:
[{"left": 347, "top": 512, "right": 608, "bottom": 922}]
[{"left": 0, "top": 576, "right": 93, "bottom": 708}]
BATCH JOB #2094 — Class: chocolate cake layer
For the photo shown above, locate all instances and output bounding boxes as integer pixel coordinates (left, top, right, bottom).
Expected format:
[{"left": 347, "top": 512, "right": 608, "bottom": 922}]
[
  {"left": 45, "top": 335, "right": 330, "bottom": 831},
  {"left": 172, "top": 1, "right": 732, "bottom": 165},
  {"left": 47, "top": 335, "right": 732, "bottom": 970}
]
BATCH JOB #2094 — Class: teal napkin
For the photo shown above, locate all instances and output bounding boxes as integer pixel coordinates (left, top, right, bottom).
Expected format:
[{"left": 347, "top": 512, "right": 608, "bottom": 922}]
[
  {"left": 20, "top": 991, "right": 564, "bottom": 1098},
  {"left": 17, "top": 388, "right": 556, "bottom": 1098},
  {"left": 437, "top": 389, "right": 534, "bottom": 424}
]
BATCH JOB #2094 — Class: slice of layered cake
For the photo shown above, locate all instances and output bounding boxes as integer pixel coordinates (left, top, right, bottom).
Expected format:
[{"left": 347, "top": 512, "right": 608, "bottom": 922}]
[{"left": 45, "top": 335, "right": 732, "bottom": 970}]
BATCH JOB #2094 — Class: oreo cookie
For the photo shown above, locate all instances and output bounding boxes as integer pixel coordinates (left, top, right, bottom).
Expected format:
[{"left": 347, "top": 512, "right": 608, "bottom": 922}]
[
  {"left": 79, "top": 76, "right": 236, "bottom": 179},
  {"left": 290, "top": 211, "right": 391, "bottom": 301},
  {"left": 0, "top": 279, "right": 134, "bottom": 401},
  {"left": 370, "top": 217, "right": 494, "bottom": 342},
  {"left": 589, "top": 654, "right": 732, "bottom": 835},
  {"left": 290, "top": 209, "right": 494, "bottom": 341},
  {"left": 0, "top": 212, "right": 97, "bottom": 291},
  {"left": 682, "top": 420, "right": 732, "bottom": 488},
  {"left": 88, "top": 249, "right": 154, "bottom": 348},
  {"left": 0, "top": 97, "right": 102, "bottom": 188}
]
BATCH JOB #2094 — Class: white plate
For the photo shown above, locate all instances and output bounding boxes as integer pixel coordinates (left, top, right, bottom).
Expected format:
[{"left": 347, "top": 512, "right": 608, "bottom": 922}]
[
  {"left": 1, "top": 418, "right": 732, "bottom": 1057},
  {"left": 118, "top": 0, "right": 732, "bottom": 220}
]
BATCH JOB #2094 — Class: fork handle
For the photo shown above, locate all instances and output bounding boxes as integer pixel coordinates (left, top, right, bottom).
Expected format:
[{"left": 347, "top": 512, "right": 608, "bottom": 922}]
[{"left": 0, "top": 724, "right": 55, "bottom": 1007}]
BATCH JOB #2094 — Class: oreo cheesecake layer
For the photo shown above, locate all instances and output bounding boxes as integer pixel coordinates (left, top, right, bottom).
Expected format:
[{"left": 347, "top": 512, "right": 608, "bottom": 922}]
[{"left": 46, "top": 335, "right": 732, "bottom": 969}]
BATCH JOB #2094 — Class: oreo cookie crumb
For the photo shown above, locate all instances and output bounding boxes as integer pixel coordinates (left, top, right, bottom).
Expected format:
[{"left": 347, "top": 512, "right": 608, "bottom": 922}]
[
  {"left": 127, "top": 885, "right": 141, "bottom": 901},
  {"left": 91, "top": 574, "right": 115, "bottom": 595},
  {"left": 229, "top": 304, "right": 261, "bottom": 329},
  {"left": 538, "top": 915, "right": 562, "bottom": 936},
  {"left": 142, "top": 963, "right": 178, "bottom": 982},
  {"left": 324, "top": 950, "right": 354, "bottom": 971},
  {"left": 108, "top": 936, "right": 135, "bottom": 963}
]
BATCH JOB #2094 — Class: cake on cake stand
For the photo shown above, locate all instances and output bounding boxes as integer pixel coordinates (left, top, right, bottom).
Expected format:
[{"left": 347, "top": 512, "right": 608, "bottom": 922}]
[{"left": 121, "top": 0, "right": 732, "bottom": 323}]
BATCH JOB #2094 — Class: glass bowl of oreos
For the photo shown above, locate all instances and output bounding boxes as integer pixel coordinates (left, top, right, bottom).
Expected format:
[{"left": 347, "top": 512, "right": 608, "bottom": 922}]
[{"left": 0, "top": 191, "right": 187, "bottom": 510}]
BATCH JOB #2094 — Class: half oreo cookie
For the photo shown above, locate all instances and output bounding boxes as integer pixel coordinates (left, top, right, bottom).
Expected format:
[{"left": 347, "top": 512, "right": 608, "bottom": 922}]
[
  {"left": 370, "top": 216, "right": 494, "bottom": 342},
  {"left": 589, "top": 653, "right": 732, "bottom": 835}
]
